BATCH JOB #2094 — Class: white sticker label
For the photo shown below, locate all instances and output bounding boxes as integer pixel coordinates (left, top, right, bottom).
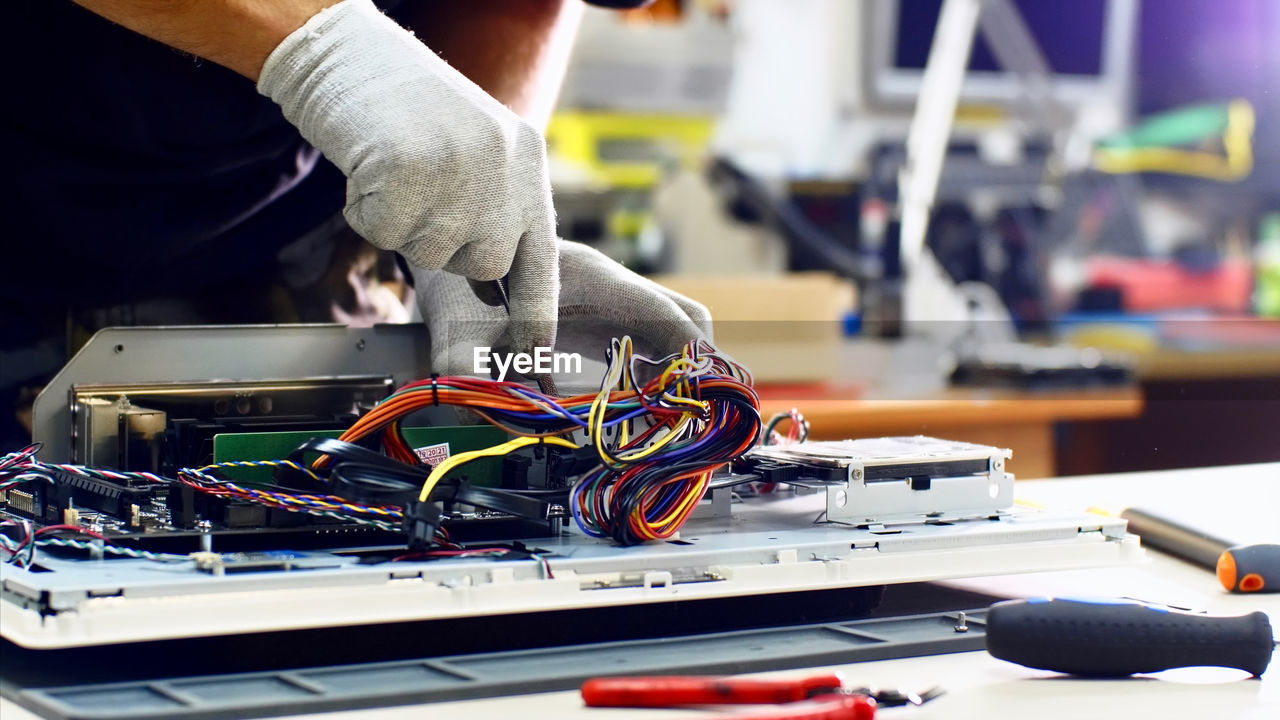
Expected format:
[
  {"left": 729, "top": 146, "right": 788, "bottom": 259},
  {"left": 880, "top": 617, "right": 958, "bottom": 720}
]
[{"left": 414, "top": 442, "right": 451, "bottom": 467}]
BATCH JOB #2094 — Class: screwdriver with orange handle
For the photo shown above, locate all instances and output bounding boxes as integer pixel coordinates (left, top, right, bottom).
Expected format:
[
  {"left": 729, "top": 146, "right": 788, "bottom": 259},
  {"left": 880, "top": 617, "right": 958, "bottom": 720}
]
[
  {"left": 1217, "top": 543, "right": 1280, "bottom": 593},
  {"left": 1120, "top": 508, "right": 1279, "bottom": 593}
]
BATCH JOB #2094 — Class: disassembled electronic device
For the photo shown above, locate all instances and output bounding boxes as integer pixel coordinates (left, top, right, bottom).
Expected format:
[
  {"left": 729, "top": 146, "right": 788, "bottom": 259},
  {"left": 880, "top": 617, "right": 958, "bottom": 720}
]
[{"left": 1, "top": 326, "right": 1139, "bottom": 649}]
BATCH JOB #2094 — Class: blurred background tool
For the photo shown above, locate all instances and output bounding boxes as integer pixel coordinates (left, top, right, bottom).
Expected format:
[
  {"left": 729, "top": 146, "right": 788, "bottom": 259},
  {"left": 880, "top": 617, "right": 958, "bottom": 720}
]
[
  {"left": 986, "top": 598, "right": 1276, "bottom": 677},
  {"left": 1121, "top": 507, "right": 1280, "bottom": 593}
]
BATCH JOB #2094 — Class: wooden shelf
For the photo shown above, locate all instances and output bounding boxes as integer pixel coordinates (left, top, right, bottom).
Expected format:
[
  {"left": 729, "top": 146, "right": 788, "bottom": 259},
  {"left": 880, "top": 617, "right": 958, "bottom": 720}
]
[
  {"left": 1136, "top": 348, "right": 1280, "bottom": 381},
  {"left": 759, "top": 386, "right": 1142, "bottom": 435}
]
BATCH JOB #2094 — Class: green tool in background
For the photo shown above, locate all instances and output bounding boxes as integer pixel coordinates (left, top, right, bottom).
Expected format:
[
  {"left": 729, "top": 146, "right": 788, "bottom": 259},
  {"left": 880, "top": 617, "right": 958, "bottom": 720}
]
[
  {"left": 213, "top": 426, "right": 509, "bottom": 487},
  {"left": 1094, "top": 98, "right": 1254, "bottom": 182}
]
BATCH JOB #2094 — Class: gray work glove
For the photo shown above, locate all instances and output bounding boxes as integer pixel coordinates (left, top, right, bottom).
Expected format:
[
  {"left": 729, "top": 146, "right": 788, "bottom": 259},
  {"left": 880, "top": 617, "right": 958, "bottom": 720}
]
[
  {"left": 413, "top": 241, "right": 712, "bottom": 389},
  {"left": 258, "top": 0, "right": 558, "bottom": 359}
]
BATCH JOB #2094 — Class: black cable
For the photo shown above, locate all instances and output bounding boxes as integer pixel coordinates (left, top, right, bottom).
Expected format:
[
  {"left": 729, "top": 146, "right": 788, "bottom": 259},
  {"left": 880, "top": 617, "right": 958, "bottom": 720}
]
[
  {"left": 286, "top": 437, "right": 426, "bottom": 504},
  {"left": 450, "top": 485, "right": 555, "bottom": 521},
  {"left": 329, "top": 464, "right": 421, "bottom": 506},
  {"left": 286, "top": 437, "right": 569, "bottom": 526},
  {"left": 711, "top": 158, "right": 868, "bottom": 279},
  {"left": 708, "top": 473, "right": 764, "bottom": 490}
]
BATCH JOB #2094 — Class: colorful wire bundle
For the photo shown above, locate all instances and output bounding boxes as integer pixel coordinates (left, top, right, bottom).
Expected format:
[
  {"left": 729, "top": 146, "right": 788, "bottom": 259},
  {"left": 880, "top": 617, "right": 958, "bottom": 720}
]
[
  {"left": 331, "top": 360, "right": 698, "bottom": 460},
  {"left": 569, "top": 339, "right": 761, "bottom": 544},
  {"left": 328, "top": 336, "right": 761, "bottom": 545},
  {"left": 176, "top": 461, "right": 403, "bottom": 531}
]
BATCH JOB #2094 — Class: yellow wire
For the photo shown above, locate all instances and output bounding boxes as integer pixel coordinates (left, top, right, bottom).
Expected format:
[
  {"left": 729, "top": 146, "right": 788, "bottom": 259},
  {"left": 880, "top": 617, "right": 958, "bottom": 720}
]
[
  {"left": 653, "top": 474, "right": 709, "bottom": 525},
  {"left": 606, "top": 415, "right": 696, "bottom": 465},
  {"left": 1094, "top": 147, "right": 1251, "bottom": 181},
  {"left": 616, "top": 337, "right": 634, "bottom": 447},
  {"left": 587, "top": 335, "right": 694, "bottom": 465},
  {"left": 588, "top": 337, "right": 628, "bottom": 452},
  {"left": 588, "top": 346, "right": 706, "bottom": 466},
  {"left": 633, "top": 471, "right": 711, "bottom": 540},
  {"left": 418, "top": 436, "right": 578, "bottom": 502}
]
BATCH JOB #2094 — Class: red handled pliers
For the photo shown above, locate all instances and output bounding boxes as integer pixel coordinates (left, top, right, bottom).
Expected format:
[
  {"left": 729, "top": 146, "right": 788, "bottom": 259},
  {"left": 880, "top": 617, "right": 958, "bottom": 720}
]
[{"left": 580, "top": 673, "right": 943, "bottom": 719}]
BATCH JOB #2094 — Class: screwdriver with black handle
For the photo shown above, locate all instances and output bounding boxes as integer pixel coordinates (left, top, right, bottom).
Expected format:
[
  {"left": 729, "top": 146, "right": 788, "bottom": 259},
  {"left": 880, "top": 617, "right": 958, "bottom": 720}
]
[{"left": 986, "top": 598, "right": 1276, "bottom": 677}]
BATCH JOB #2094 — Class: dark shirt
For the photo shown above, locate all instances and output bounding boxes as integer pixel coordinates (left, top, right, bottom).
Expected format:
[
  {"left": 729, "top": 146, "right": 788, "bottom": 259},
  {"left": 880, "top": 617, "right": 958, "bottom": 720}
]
[{"left": 3, "top": 1, "right": 397, "bottom": 319}]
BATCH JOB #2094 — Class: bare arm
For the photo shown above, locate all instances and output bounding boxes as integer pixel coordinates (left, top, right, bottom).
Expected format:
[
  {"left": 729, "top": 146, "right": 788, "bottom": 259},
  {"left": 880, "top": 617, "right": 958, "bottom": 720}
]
[
  {"left": 72, "top": 1, "right": 341, "bottom": 79},
  {"left": 72, "top": 0, "right": 584, "bottom": 126},
  {"left": 403, "top": 0, "right": 583, "bottom": 128}
]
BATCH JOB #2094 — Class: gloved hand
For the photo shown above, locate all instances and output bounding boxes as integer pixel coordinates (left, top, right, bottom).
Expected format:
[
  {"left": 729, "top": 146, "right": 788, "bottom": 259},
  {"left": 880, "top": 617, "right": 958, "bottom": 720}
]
[
  {"left": 413, "top": 240, "right": 712, "bottom": 388},
  {"left": 257, "top": 0, "right": 558, "bottom": 358}
]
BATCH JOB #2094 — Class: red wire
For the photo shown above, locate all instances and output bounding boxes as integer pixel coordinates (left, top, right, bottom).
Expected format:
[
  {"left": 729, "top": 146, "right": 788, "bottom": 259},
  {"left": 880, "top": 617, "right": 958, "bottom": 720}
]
[{"left": 35, "top": 524, "right": 111, "bottom": 542}]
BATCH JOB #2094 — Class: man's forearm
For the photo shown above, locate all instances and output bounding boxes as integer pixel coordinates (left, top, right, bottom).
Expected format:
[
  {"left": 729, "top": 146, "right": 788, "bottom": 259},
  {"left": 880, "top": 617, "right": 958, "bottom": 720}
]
[
  {"left": 404, "top": 0, "right": 584, "bottom": 129},
  {"left": 73, "top": 0, "right": 583, "bottom": 128},
  {"left": 72, "top": 0, "right": 341, "bottom": 79}
]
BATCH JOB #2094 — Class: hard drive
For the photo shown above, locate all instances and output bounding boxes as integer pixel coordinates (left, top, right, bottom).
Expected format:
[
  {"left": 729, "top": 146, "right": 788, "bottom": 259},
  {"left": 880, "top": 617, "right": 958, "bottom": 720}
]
[{"left": 746, "top": 436, "right": 1013, "bottom": 525}]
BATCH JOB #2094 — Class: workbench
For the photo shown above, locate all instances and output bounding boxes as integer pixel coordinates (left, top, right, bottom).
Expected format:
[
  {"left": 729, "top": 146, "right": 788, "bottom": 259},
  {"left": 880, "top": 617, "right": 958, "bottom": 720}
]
[
  {"left": 4, "top": 463, "right": 1274, "bottom": 720},
  {"left": 347, "top": 463, "right": 1275, "bottom": 720}
]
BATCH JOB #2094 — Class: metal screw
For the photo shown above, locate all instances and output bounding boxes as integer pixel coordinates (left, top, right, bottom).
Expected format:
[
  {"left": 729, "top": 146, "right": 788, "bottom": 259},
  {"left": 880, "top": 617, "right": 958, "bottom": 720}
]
[
  {"left": 954, "top": 611, "right": 969, "bottom": 633},
  {"left": 355, "top": 338, "right": 367, "bottom": 351},
  {"left": 197, "top": 520, "right": 213, "bottom": 553}
]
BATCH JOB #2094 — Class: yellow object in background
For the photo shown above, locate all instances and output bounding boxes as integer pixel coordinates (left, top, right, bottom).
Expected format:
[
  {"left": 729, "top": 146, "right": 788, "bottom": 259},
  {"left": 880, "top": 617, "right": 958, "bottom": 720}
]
[
  {"left": 546, "top": 111, "right": 714, "bottom": 190},
  {"left": 1062, "top": 325, "right": 1159, "bottom": 355}
]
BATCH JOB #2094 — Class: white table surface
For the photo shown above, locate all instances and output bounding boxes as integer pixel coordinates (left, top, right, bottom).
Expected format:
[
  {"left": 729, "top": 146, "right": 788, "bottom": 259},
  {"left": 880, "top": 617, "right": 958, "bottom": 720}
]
[{"left": 4, "top": 463, "right": 1277, "bottom": 720}]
